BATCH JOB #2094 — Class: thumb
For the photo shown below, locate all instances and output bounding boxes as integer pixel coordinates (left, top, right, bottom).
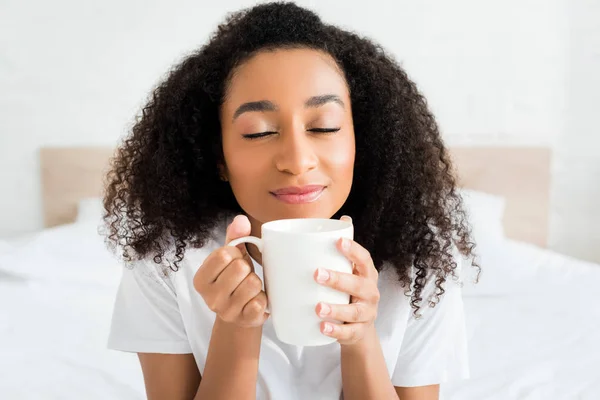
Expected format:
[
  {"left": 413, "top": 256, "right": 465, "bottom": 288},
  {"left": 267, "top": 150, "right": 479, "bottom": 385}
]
[{"left": 225, "top": 214, "right": 252, "bottom": 257}]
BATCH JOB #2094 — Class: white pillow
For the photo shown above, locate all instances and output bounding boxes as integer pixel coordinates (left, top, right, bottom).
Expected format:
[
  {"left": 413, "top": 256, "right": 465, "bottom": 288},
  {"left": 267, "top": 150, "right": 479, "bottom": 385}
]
[
  {"left": 0, "top": 222, "right": 121, "bottom": 288},
  {"left": 458, "top": 188, "right": 506, "bottom": 249},
  {"left": 76, "top": 197, "right": 104, "bottom": 224},
  {"left": 458, "top": 189, "right": 510, "bottom": 295}
]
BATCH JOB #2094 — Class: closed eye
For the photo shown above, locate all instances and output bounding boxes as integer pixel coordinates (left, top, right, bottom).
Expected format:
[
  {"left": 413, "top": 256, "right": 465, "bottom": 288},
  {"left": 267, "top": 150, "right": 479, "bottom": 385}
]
[
  {"left": 242, "top": 128, "right": 340, "bottom": 140},
  {"left": 242, "top": 131, "right": 277, "bottom": 140},
  {"left": 308, "top": 128, "right": 341, "bottom": 133}
]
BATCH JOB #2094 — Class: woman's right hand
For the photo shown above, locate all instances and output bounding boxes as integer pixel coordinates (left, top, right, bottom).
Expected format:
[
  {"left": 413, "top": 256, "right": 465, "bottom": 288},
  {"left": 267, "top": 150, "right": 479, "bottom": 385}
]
[{"left": 194, "top": 215, "right": 269, "bottom": 328}]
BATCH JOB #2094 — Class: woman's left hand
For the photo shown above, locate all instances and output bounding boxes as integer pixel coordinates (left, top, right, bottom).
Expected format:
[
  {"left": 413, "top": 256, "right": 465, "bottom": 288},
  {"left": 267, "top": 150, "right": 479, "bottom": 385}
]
[{"left": 314, "top": 216, "right": 380, "bottom": 346}]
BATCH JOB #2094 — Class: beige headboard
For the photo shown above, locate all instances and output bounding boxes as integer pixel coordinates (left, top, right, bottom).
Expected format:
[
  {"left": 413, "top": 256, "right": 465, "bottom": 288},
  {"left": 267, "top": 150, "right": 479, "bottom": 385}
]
[
  {"left": 40, "top": 146, "right": 551, "bottom": 247},
  {"left": 40, "top": 147, "right": 115, "bottom": 228},
  {"left": 451, "top": 147, "right": 551, "bottom": 247}
]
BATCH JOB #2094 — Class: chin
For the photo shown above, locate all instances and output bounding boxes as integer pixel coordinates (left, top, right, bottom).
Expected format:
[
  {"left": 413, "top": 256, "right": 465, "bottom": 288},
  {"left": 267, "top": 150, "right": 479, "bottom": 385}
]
[{"left": 266, "top": 204, "right": 337, "bottom": 222}]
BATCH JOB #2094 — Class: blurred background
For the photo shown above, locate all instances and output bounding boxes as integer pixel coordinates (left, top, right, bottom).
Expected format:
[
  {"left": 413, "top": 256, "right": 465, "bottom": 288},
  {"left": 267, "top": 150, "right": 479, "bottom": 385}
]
[
  {"left": 1, "top": 0, "right": 598, "bottom": 262},
  {"left": 0, "top": 1, "right": 598, "bottom": 399}
]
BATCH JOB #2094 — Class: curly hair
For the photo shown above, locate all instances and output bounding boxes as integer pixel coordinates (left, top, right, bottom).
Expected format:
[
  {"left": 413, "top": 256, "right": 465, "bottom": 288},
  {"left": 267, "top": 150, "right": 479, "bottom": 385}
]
[{"left": 103, "top": 1, "right": 478, "bottom": 315}]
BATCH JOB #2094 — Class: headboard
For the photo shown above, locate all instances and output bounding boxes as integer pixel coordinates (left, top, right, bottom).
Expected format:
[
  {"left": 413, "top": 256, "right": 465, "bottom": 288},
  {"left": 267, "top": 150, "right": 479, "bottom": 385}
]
[
  {"left": 451, "top": 147, "right": 550, "bottom": 247},
  {"left": 39, "top": 146, "right": 551, "bottom": 247},
  {"left": 40, "top": 147, "right": 115, "bottom": 228}
]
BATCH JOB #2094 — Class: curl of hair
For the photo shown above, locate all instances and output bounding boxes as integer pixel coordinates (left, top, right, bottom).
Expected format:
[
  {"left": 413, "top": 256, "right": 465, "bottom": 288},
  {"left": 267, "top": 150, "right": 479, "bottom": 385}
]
[{"left": 103, "top": 1, "right": 479, "bottom": 315}]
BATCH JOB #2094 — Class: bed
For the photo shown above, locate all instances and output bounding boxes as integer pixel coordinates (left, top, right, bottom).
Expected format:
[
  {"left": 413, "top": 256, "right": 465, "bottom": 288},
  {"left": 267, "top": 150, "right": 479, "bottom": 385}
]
[
  {"left": 0, "top": 146, "right": 597, "bottom": 399},
  {"left": 0, "top": 221, "right": 145, "bottom": 398}
]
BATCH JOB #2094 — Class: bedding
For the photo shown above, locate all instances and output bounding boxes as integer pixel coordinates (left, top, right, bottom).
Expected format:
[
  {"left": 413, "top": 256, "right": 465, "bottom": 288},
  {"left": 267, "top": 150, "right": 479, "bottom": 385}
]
[
  {"left": 458, "top": 188, "right": 506, "bottom": 249},
  {"left": 0, "top": 218, "right": 598, "bottom": 399},
  {"left": 0, "top": 221, "right": 145, "bottom": 399},
  {"left": 75, "top": 197, "right": 104, "bottom": 225},
  {"left": 0, "top": 220, "right": 119, "bottom": 288},
  {"left": 446, "top": 239, "right": 600, "bottom": 399}
]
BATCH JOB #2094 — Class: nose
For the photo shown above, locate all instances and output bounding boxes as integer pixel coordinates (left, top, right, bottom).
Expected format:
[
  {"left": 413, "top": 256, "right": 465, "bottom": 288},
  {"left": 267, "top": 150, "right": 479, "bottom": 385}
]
[{"left": 274, "top": 125, "right": 318, "bottom": 176}]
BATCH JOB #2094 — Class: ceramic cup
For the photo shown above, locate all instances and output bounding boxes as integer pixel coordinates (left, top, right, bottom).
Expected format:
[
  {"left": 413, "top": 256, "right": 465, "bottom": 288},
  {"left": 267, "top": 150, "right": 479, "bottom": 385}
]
[{"left": 228, "top": 218, "right": 353, "bottom": 346}]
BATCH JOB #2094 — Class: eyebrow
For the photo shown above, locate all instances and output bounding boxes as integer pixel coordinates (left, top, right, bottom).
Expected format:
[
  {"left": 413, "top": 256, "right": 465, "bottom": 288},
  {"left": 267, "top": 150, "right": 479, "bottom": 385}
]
[
  {"left": 232, "top": 100, "right": 278, "bottom": 122},
  {"left": 232, "top": 94, "right": 345, "bottom": 122},
  {"left": 304, "top": 94, "right": 345, "bottom": 109}
]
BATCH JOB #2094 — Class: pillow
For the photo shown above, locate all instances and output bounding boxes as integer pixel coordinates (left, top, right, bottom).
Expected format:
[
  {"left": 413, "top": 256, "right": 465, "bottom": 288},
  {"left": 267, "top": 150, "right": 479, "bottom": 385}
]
[
  {"left": 0, "top": 221, "right": 121, "bottom": 288},
  {"left": 458, "top": 189, "right": 510, "bottom": 295},
  {"left": 75, "top": 197, "right": 104, "bottom": 224},
  {"left": 458, "top": 188, "right": 506, "bottom": 249}
]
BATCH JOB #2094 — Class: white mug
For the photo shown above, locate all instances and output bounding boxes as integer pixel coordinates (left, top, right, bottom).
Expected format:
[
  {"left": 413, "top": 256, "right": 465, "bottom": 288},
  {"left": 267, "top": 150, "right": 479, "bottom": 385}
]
[{"left": 228, "top": 218, "right": 353, "bottom": 346}]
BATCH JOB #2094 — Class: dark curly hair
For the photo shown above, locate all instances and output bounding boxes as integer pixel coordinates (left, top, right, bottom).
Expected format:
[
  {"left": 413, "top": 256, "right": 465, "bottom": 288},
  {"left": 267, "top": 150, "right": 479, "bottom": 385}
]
[{"left": 103, "top": 1, "right": 478, "bottom": 315}]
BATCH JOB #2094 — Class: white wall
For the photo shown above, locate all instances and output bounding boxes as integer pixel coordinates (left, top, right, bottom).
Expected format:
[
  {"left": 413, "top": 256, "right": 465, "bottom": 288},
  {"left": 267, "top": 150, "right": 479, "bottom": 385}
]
[
  {"left": 549, "top": 0, "right": 600, "bottom": 262},
  {"left": 0, "top": 1, "right": 597, "bottom": 261},
  {"left": 313, "top": 0, "right": 567, "bottom": 146}
]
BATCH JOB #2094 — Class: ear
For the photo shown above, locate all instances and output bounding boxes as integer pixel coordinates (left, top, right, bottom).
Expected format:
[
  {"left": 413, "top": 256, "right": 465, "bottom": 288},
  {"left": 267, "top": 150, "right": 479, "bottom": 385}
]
[{"left": 218, "top": 163, "right": 229, "bottom": 182}]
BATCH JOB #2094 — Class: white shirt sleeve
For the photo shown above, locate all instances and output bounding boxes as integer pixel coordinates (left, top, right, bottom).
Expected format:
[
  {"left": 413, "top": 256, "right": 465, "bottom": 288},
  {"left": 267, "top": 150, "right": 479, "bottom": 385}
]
[
  {"left": 391, "top": 258, "right": 470, "bottom": 387},
  {"left": 107, "top": 259, "right": 192, "bottom": 354}
]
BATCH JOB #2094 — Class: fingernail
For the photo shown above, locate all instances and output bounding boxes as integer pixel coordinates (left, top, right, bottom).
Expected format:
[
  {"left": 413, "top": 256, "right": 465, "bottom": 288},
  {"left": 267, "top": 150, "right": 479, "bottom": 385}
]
[
  {"left": 342, "top": 215, "right": 352, "bottom": 223},
  {"left": 323, "top": 323, "right": 333, "bottom": 334},
  {"left": 341, "top": 238, "right": 350, "bottom": 251},
  {"left": 316, "top": 268, "right": 330, "bottom": 283},
  {"left": 319, "top": 303, "right": 331, "bottom": 316}
]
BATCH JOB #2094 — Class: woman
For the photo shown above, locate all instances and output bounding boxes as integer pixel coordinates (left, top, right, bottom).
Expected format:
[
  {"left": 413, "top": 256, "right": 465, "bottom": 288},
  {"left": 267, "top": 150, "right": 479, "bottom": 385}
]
[{"left": 105, "top": 2, "right": 477, "bottom": 399}]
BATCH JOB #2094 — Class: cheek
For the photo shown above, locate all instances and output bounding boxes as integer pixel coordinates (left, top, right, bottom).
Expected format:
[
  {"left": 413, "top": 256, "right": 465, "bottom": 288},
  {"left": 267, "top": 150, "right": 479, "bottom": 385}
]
[
  {"left": 227, "top": 151, "right": 262, "bottom": 180},
  {"left": 325, "top": 135, "right": 355, "bottom": 179},
  {"left": 223, "top": 147, "right": 268, "bottom": 200},
  {"left": 222, "top": 135, "right": 254, "bottom": 179}
]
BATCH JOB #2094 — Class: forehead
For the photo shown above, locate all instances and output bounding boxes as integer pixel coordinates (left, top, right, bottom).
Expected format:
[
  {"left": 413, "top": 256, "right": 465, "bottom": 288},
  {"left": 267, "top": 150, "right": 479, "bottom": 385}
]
[{"left": 224, "top": 48, "right": 349, "bottom": 106}]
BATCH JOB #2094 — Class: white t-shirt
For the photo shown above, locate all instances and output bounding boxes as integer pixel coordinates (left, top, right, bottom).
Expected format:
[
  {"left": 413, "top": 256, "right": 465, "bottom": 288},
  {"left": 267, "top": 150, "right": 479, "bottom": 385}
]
[{"left": 108, "top": 216, "right": 469, "bottom": 399}]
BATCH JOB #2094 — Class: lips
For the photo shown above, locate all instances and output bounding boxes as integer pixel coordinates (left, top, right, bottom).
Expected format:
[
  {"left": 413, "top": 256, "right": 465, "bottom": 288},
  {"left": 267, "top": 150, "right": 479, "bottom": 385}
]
[{"left": 271, "top": 185, "right": 326, "bottom": 204}]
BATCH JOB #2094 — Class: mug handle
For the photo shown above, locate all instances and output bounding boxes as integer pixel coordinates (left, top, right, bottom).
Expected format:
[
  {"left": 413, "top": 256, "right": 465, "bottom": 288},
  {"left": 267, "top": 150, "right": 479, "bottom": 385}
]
[
  {"left": 226, "top": 236, "right": 269, "bottom": 312},
  {"left": 228, "top": 236, "right": 263, "bottom": 252}
]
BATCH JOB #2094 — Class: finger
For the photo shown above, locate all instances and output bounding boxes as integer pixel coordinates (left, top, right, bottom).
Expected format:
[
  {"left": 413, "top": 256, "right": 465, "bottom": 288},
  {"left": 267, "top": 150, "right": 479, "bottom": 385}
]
[
  {"left": 225, "top": 214, "right": 252, "bottom": 244},
  {"left": 214, "top": 257, "right": 252, "bottom": 296},
  {"left": 225, "top": 214, "right": 252, "bottom": 259},
  {"left": 228, "top": 272, "right": 264, "bottom": 315},
  {"left": 195, "top": 246, "right": 243, "bottom": 288},
  {"left": 200, "top": 257, "right": 251, "bottom": 313},
  {"left": 340, "top": 215, "right": 352, "bottom": 224},
  {"left": 320, "top": 321, "right": 365, "bottom": 343},
  {"left": 241, "top": 291, "right": 269, "bottom": 321},
  {"left": 316, "top": 302, "right": 375, "bottom": 324},
  {"left": 315, "top": 268, "right": 370, "bottom": 299},
  {"left": 336, "top": 238, "right": 376, "bottom": 278}
]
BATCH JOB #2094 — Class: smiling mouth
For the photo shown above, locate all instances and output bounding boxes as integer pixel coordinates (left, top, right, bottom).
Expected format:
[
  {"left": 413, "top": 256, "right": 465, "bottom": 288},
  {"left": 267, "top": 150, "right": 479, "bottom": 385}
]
[{"left": 270, "top": 185, "right": 326, "bottom": 204}]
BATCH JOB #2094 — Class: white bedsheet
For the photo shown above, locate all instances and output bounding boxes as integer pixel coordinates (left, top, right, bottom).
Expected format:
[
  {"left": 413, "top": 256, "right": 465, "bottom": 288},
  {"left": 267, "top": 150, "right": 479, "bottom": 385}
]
[
  {"left": 0, "top": 222, "right": 145, "bottom": 399},
  {"left": 444, "top": 240, "right": 600, "bottom": 400},
  {"left": 1, "top": 223, "right": 598, "bottom": 399}
]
